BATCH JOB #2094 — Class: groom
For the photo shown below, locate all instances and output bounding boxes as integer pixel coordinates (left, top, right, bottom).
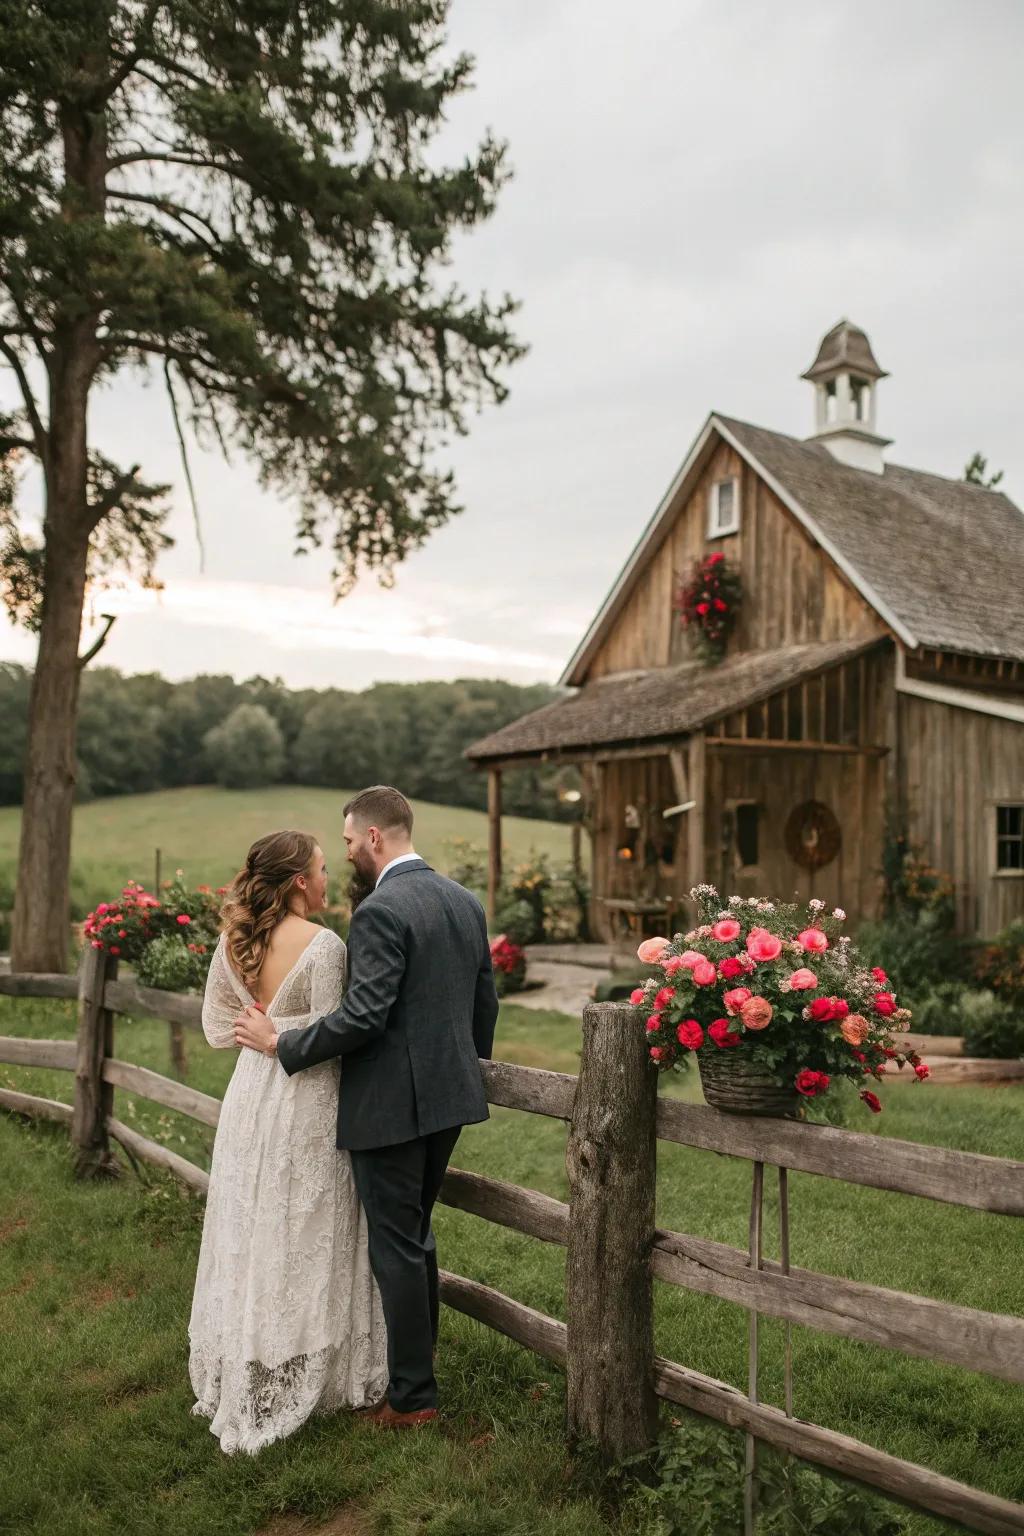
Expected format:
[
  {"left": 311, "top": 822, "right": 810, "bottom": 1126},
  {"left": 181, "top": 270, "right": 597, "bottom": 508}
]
[{"left": 233, "top": 784, "right": 499, "bottom": 1427}]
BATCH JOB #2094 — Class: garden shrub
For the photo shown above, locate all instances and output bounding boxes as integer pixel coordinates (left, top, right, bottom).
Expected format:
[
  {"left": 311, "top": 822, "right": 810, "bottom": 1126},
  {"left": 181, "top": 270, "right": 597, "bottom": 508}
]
[
  {"left": 974, "top": 918, "right": 1024, "bottom": 1008},
  {"left": 959, "top": 988, "right": 1024, "bottom": 1059}
]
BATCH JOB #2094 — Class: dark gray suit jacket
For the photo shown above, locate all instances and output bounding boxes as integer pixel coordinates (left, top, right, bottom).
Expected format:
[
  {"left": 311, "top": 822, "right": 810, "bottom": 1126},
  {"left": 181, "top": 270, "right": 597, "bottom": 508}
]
[{"left": 276, "top": 859, "right": 498, "bottom": 1150}]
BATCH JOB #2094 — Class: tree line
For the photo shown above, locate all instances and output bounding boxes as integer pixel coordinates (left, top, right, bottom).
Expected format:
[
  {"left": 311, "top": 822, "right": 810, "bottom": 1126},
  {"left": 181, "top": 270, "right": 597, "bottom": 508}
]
[{"left": 0, "top": 664, "right": 567, "bottom": 821}]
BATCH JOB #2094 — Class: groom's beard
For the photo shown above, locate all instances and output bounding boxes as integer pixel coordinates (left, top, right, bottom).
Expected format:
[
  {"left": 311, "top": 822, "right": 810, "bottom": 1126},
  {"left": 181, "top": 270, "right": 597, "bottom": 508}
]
[{"left": 347, "top": 867, "right": 376, "bottom": 914}]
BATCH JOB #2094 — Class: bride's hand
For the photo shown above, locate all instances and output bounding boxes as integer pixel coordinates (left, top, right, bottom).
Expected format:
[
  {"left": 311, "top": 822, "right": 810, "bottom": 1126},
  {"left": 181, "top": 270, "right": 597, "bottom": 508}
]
[{"left": 234, "top": 1003, "right": 278, "bottom": 1056}]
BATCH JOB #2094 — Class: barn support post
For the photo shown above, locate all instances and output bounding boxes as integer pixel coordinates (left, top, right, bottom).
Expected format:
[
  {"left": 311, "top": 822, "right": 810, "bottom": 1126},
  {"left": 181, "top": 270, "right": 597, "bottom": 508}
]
[
  {"left": 486, "top": 766, "right": 503, "bottom": 924},
  {"left": 71, "top": 944, "right": 119, "bottom": 1179},
  {"left": 565, "top": 1000, "right": 658, "bottom": 1457},
  {"left": 686, "top": 730, "right": 707, "bottom": 892}
]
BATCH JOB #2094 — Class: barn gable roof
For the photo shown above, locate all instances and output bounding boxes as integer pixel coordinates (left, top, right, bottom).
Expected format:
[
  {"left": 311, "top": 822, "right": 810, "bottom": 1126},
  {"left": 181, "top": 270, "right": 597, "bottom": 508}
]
[
  {"left": 467, "top": 638, "right": 879, "bottom": 764},
  {"left": 560, "top": 414, "right": 1024, "bottom": 685}
]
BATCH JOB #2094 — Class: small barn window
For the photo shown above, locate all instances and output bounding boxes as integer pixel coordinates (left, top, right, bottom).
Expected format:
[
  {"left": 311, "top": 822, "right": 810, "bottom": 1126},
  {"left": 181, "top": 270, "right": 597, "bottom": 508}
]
[
  {"left": 707, "top": 477, "right": 740, "bottom": 538},
  {"left": 735, "top": 802, "right": 759, "bottom": 868},
  {"left": 995, "top": 804, "right": 1024, "bottom": 873}
]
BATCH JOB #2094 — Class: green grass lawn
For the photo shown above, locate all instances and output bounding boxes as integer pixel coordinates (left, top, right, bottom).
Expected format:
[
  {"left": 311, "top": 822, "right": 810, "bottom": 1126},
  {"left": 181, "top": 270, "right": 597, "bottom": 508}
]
[
  {"left": 2, "top": 998, "right": 1023, "bottom": 1535},
  {"left": 0, "top": 785, "right": 571, "bottom": 916}
]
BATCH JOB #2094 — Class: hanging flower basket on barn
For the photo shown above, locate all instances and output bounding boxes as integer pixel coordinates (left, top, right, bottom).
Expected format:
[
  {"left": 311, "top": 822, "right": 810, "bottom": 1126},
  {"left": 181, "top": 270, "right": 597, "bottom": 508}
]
[
  {"left": 674, "top": 552, "right": 742, "bottom": 663},
  {"left": 632, "top": 885, "right": 930, "bottom": 1118}
]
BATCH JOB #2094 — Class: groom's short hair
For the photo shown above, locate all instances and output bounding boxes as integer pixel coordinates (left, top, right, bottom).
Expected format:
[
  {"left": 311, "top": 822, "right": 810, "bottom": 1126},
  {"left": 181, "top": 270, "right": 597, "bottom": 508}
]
[{"left": 344, "top": 785, "right": 414, "bottom": 836}]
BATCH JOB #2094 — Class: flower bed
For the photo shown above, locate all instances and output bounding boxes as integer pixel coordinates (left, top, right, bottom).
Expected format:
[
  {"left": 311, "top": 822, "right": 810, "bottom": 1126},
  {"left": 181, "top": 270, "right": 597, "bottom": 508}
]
[
  {"left": 631, "top": 885, "right": 929, "bottom": 1116},
  {"left": 83, "top": 873, "right": 224, "bottom": 992},
  {"left": 490, "top": 933, "right": 528, "bottom": 997}
]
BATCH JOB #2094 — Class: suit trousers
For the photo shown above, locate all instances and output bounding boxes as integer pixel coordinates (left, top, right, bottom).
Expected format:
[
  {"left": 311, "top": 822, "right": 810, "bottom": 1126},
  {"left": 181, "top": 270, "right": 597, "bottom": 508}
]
[{"left": 349, "top": 1124, "right": 462, "bottom": 1412}]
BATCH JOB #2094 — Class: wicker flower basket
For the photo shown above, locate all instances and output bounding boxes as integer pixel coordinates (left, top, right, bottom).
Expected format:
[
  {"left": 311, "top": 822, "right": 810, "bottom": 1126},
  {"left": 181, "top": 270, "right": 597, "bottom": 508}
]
[{"left": 697, "top": 1049, "right": 799, "bottom": 1118}]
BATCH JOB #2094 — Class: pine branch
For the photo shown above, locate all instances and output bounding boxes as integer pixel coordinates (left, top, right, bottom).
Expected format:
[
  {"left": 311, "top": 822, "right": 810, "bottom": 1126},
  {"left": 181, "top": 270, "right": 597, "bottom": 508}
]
[
  {"left": 0, "top": 339, "right": 48, "bottom": 462},
  {"left": 87, "top": 463, "right": 141, "bottom": 529}
]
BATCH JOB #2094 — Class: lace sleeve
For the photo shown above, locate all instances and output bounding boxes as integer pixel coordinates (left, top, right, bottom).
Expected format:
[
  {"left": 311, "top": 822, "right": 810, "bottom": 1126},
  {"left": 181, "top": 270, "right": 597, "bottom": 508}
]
[
  {"left": 201, "top": 936, "right": 244, "bottom": 1049},
  {"left": 310, "top": 930, "right": 348, "bottom": 1021}
]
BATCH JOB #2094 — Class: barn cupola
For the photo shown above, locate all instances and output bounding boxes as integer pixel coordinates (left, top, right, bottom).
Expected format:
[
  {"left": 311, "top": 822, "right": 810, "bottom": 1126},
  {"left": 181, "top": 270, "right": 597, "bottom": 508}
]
[{"left": 801, "top": 319, "right": 891, "bottom": 474}]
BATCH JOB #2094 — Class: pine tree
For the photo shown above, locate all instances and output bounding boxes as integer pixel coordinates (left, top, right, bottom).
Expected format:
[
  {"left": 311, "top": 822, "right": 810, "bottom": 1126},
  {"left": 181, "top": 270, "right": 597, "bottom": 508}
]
[
  {"left": 963, "top": 451, "right": 1004, "bottom": 489},
  {"left": 0, "top": 1, "right": 523, "bottom": 968}
]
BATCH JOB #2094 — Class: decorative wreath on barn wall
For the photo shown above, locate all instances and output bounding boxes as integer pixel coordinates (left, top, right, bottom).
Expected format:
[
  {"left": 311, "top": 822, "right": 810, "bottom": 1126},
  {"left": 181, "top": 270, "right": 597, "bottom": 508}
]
[
  {"left": 785, "top": 800, "right": 842, "bottom": 869},
  {"left": 674, "top": 552, "right": 742, "bottom": 663}
]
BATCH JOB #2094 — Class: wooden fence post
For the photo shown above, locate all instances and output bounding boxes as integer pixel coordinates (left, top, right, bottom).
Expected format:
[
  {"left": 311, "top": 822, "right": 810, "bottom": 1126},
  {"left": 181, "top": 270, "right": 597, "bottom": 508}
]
[
  {"left": 72, "top": 944, "right": 119, "bottom": 1178},
  {"left": 565, "top": 1000, "right": 658, "bottom": 1458}
]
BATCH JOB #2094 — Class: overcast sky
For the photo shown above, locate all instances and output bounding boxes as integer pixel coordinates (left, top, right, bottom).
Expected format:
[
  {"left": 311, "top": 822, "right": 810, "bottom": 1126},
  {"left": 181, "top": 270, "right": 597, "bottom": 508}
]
[{"left": 3, "top": 0, "right": 1022, "bottom": 691}]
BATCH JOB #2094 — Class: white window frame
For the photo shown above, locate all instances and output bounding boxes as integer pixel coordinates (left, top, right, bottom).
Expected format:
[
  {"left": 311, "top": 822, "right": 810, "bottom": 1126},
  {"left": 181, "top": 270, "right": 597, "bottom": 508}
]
[
  {"left": 994, "top": 801, "right": 1024, "bottom": 878},
  {"left": 707, "top": 475, "right": 741, "bottom": 538}
]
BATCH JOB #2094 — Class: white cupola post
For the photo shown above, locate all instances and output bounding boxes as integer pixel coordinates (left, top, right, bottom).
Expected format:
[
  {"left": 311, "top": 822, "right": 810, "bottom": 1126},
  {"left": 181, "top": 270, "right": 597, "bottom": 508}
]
[{"left": 801, "top": 319, "right": 891, "bottom": 474}]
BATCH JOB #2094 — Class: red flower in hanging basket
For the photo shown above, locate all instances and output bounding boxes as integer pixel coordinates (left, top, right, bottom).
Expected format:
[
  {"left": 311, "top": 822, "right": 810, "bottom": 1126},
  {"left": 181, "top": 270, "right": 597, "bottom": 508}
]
[{"left": 674, "top": 553, "right": 742, "bottom": 663}]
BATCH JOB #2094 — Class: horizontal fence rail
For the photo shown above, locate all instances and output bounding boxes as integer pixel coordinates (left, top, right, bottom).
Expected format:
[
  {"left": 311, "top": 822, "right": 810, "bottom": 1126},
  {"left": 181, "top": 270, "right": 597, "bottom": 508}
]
[{"left": 0, "top": 972, "right": 1022, "bottom": 1534}]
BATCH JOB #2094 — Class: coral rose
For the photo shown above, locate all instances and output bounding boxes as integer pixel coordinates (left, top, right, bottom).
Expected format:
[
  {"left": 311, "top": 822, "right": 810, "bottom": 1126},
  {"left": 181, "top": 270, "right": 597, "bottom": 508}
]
[
  {"left": 840, "top": 1013, "right": 870, "bottom": 1046},
  {"left": 796, "top": 927, "right": 828, "bottom": 952},
  {"left": 654, "top": 986, "right": 674, "bottom": 1010},
  {"left": 711, "top": 918, "right": 741, "bottom": 942},
  {"left": 795, "top": 1068, "right": 830, "bottom": 1097},
  {"left": 723, "top": 986, "right": 753, "bottom": 1015},
  {"left": 745, "top": 927, "right": 782, "bottom": 963},
  {"left": 676, "top": 1019, "right": 704, "bottom": 1049},
  {"left": 873, "top": 991, "right": 897, "bottom": 1016},
  {"left": 719, "top": 956, "right": 746, "bottom": 980},
  {"left": 860, "top": 1090, "right": 882, "bottom": 1113},
  {"left": 691, "top": 959, "right": 718, "bottom": 986},
  {"left": 629, "top": 987, "right": 646, "bottom": 1006},
  {"left": 637, "top": 937, "right": 670, "bottom": 964},
  {"left": 788, "top": 968, "right": 818, "bottom": 991},
  {"left": 740, "top": 995, "right": 773, "bottom": 1030},
  {"left": 709, "top": 1017, "right": 742, "bottom": 1048}
]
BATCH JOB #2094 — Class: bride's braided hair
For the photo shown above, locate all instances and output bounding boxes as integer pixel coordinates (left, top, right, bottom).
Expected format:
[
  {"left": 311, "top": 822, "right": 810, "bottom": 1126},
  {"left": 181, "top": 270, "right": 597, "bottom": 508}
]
[{"left": 220, "top": 830, "right": 318, "bottom": 993}]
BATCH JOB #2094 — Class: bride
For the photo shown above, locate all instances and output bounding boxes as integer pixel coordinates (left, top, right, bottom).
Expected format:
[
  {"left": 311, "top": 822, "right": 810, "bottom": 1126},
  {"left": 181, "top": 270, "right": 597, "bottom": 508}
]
[{"left": 189, "top": 829, "right": 387, "bottom": 1454}]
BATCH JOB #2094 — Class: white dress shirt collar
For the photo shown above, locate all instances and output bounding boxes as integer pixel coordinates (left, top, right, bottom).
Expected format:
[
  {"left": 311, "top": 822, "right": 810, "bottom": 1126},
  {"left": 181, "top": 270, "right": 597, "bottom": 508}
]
[{"left": 375, "top": 851, "right": 422, "bottom": 888}]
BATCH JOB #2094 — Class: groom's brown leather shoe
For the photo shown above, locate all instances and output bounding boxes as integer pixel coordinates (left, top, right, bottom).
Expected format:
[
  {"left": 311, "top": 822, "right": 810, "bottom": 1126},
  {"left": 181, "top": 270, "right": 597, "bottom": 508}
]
[{"left": 361, "top": 1403, "right": 438, "bottom": 1430}]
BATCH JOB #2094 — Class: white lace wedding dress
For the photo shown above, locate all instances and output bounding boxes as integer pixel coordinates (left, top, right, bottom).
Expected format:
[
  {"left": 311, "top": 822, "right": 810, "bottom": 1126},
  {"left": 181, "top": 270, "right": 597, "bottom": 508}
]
[{"left": 189, "top": 926, "right": 387, "bottom": 1454}]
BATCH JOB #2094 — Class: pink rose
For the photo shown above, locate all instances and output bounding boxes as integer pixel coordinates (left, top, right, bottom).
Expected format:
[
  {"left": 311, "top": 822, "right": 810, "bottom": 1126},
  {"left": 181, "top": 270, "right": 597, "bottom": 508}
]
[
  {"left": 740, "top": 995, "right": 773, "bottom": 1030},
  {"left": 723, "top": 986, "right": 752, "bottom": 1016},
  {"left": 788, "top": 968, "right": 818, "bottom": 991},
  {"left": 691, "top": 959, "right": 718, "bottom": 986},
  {"left": 654, "top": 986, "right": 674, "bottom": 1011},
  {"left": 679, "top": 950, "right": 706, "bottom": 969},
  {"left": 709, "top": 1017, "right": 742, "bottom": 1048},
  {"left": 711, "top": 918, "right": 741, "bottom": 942},
  {"left": 797, "top": 927, "right": 828, "bottom": 953},
  {"left": 662, "top": 956, "right": 689, "bottom": 978},
  {"left": 676, "top": 1018, "right": 705, "bottom": 1050},
  {"left": 629, "top": 988, "right": 645, "bottom": 1006},
  {"left": 638, "top": 937, "right": 670, "bottom": 964},
  {"left": 873, "top": 992, "right": 896, "bottom": 1017},
  {"left": 746, "top": 927, "right": 782, "bottom": 963},
  {"left": 649, "top": 1045, "right": 667, "bottom": 1062},
  {"left": 176, "top": 913, "right": 191, "bottom": 926},
  {"left": 646, "top": 1013, "right": 662, "bottom": 1033}
]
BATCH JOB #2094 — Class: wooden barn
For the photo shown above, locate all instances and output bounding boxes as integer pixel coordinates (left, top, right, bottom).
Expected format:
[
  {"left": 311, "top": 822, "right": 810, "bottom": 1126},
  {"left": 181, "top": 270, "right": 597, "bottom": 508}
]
[{"left": 468, "top": 321, "right": 1024, "bottom": 942}]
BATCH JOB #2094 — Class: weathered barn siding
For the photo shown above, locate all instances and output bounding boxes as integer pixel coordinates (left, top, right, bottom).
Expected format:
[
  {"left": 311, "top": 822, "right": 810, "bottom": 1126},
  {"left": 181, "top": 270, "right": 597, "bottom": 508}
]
[
  {"left": 588, "top": 444, "right": 885, "bottom": 679},
  {"left": 898, "top": 694, "right": 1024, "bottom": 936}
]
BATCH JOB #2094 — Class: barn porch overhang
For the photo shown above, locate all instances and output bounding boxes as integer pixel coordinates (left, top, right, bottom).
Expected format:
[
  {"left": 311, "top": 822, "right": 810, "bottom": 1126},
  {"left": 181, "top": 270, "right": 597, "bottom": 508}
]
[{"left": 468, "top": 638, "right": 888, "bottom": 920}]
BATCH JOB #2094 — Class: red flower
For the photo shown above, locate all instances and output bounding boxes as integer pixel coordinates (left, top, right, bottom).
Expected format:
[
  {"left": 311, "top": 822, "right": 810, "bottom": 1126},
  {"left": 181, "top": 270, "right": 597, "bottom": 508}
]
[
  {"left": 713, "top": 598, "right": 728, "bottom": 613},
  {"left": 695, "top": 601, "right": 710, "bottom": 617},
  {"left": 860, "top": 1090, "right": 882, "bottom": 1113},
  {"left": 795, "top": 1068, "right": 830, "bottom": 1097},
  {"left": 913, "top": 1062, "right": 930, "bottom": 1081},
  {"left": 705, "top": 552, "right": 725, "bottom": 565},
  {"left": 646, "top": 1013, "right": 663, "bottom": 1033},
  {"left": 109, "top": 945, "right": 121, "bottom": 956},
  {"left": 871, "top": 967, "right": 888, "bottom": 983},
  {"left": 719, "top": 955, "right": 745, "bottom": 979},
  {"left": 649, "top": 1045, "right": 671, "bottom": 1064},
  {"left": 177, "top": 913, "right": 191, "bottom": 926},
  {"left": 629, "top": 987, "right": 645, "bottom": 1005},
  {"left": 831, "top": 998, "right": 850, "bottom": 1019},
  {"left": 709, "top": 1017, "right": 742, "bottom": 1048},
  {"left": 808, "top": 997, "right": 834, "bottom": 1022},
  {"left": 873, "top": 992, "right": 896, "bottom": 1016},
  {"left": 723, "top": 986, "right": 752, "bottom": 1015},
  {"left": 654, "top": 986, "right": 674, "bottom": 1011},
  {"left": 676, "top": 1019, "right": 704, "bottom": 1050},
  {"left": 691, "top": 959, "right": 717, "bottom": 986}
]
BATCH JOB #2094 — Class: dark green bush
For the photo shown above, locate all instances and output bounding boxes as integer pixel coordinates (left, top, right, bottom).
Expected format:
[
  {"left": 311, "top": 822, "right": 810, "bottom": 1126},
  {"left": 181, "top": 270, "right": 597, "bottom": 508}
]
[{"left": 959, "top": 989, "right": 1024, "bottom": 1059}]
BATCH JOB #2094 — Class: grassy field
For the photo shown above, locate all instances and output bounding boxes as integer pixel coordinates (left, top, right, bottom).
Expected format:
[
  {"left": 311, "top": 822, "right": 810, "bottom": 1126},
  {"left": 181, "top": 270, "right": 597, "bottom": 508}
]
[
  {"left": 0, "top": 786, "right": 572, "bottom": 916},
  {"left": 1, "top": 996, "right": 1022, "bottom": 1535}
]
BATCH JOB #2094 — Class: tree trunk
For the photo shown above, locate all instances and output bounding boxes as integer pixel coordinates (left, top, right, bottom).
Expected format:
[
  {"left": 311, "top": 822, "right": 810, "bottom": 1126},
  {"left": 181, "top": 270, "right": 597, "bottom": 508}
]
[
  {"left": 10, "top": 519, "right": 91, "bottom": 972},
  {"left": 11, "top": 92, "right": 105, "bottom": 974}
]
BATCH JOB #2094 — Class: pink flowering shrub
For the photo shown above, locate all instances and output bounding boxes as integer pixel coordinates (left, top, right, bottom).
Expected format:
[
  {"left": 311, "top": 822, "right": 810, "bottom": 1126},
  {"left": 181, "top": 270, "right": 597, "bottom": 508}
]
[
  {"left": 82, "top": 872, "right": 223, "bottom": 991},
  {"left": 631, "top": 884, "right": 927, "bottom": 1115}
]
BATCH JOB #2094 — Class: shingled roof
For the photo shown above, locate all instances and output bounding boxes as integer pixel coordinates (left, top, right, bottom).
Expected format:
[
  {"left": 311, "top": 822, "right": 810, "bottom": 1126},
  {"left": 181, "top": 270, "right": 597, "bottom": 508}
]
[
  {"left": 561, "top": 413, "right": 1024, "bottom": 685},
  {"left": 467, "top": 638, "right": 878, "bottom": 764}
]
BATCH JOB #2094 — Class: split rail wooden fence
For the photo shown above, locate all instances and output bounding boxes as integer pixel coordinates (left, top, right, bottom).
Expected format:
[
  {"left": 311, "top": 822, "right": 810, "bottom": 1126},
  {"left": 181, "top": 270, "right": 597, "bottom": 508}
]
[{"left": 1, "top": 947, "right": 1023, "bottom": 1535}]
